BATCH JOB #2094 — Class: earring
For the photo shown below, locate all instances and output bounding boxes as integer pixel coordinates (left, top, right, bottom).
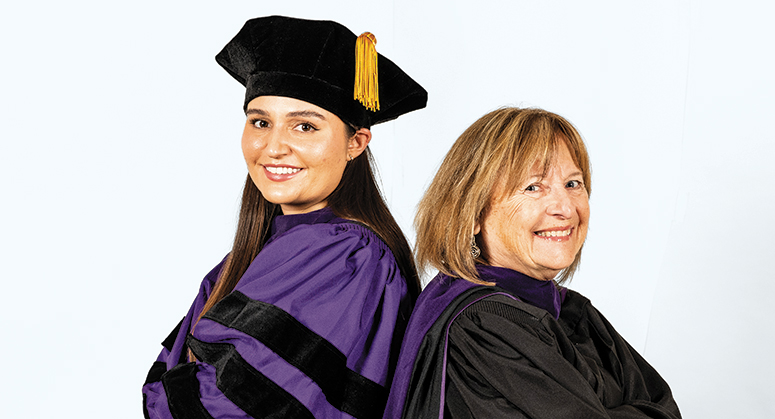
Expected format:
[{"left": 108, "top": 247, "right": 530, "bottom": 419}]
[
  {"left": 470, "top": 237, "right": 481, "bottom": 258},
  {"left": 347, "top": 154, "right": 353, "bottom": 161}
]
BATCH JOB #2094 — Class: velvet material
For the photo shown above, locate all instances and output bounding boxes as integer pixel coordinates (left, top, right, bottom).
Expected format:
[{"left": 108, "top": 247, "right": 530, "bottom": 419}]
[
  {"left": 161, "top": 318, "right": 183, "bottom": 352},
  {"left": 476, "top": 265, "right": 563, "bottom": 319},
  {"left": 143, "top": 207, "right": 411, "bottom": 419},
  {"left": 187, "top": 336, "right": 315, "bottom": 419},
  {"left": 203, "top": 290, "right": 387, "bottom": 418},
  {"left": 162, "top": 363, "right": 215, "bottom": 419},
  {"left": 216, "top": 15, "right": 427, "bottom": 128}
]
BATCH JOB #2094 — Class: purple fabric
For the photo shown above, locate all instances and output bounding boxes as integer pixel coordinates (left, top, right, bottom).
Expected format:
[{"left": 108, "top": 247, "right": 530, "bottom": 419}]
[
  {"left": 143, "top": 207, "right": 410, "bottom": 419},
  {"left": 477, "top": 265, "right": 563, "bottom": 319},
  {"left": 382, "top": 265, "right": 563, "bottom": 419}
]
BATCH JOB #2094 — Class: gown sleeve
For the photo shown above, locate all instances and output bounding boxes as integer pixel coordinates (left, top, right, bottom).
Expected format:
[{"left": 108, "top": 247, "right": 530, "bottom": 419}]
[
  {"left": 444, "top": 293, "right": 681, "bottom": 419},
  {"left": 142, "top": 222, "right": 410, "bottom": 419}
]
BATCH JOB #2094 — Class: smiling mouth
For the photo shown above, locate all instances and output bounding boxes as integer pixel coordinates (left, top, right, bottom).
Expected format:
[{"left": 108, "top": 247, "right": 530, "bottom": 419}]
[
  {"left": 535, "top": 228, "right": 572, "bottom": 238},
  {"left": 265, "top": 166, "right": 301, "bottom": 175}
]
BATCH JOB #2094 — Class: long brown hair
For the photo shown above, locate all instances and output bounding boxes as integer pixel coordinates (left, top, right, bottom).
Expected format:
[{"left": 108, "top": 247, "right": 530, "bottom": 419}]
[
  {"left": 415, "top": 107, "right": 591, "bottom": 285},
  {"left": 193, "top": 129, "right": 420, "bottom": 340}
]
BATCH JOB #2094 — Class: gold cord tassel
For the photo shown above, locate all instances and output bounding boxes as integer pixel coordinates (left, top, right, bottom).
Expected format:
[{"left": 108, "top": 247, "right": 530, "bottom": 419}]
[{"left": 354, "top": 32, "right": 379, "bottom": 112}]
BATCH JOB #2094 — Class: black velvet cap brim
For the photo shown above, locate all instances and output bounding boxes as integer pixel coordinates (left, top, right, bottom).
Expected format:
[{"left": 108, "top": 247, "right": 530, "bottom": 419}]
[{"left": 216, "top": 16, "right": 427, "bottom": 128}]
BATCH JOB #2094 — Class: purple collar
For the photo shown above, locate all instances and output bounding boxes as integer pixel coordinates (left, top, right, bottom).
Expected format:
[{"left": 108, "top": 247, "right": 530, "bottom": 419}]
[
  {"left": 477, "top": 265, "right": 564, "bottom": 319},
  {"left": 270, "top": 207, "right": 337, "bottom": 239}
]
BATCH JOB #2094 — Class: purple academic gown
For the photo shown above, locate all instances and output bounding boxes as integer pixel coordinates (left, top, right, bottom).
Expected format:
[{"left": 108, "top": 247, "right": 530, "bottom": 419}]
[
  {"left": 143, "top": 208, "right": 411, "bottom": 419},
  {"left": 383, "top": 266, "right": 681, "bottom": 419}
]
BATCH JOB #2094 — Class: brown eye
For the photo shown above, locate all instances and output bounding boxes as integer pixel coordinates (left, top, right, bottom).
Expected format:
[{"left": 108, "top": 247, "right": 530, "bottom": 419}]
[
  {"left": 566, "top": 180, "right": 582, "bottom": 189},
  {"left": 295, "top": 122, "right": 317, "bottom": 132},
  {"left": 251, "top": 118, "right": 269, "bottom": 128}
]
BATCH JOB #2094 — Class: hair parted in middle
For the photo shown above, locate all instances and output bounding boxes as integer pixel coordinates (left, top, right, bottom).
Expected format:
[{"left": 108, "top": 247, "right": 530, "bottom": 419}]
[{"left": 414, "top": 107, "right": 591, "bottom": 285}]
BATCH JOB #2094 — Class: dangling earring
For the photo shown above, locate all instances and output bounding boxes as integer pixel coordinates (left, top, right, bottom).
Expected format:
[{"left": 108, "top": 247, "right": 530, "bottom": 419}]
[{"left": 470, "top": 237, "right": 481, "bottom": 258}]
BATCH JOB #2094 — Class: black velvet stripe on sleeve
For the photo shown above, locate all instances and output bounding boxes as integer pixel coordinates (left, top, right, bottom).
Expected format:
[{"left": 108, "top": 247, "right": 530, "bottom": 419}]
[
  {"left": 187, "top": 335, "right": 315, "bottom": 419},
  {"left": 203, "top": 291, "right": 388, "bottom": 419},
  {"left": 161, "top": 363, "right": 216, "bottom": 419},
  {"left": 143, "top": 393, "right": 150, "bottom": 419},
  {"left": 163, "top": 318, "right": 184, "bottom": 351},
  {"left": 145, "top": 361, "right": 167, "bottom": 385}
]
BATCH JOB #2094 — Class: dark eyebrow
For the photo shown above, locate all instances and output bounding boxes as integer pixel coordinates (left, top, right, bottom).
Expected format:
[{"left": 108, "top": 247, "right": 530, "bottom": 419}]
[
  {"left": 245, "top": 108, "right": 268, "bottom": 116},
  {"left": 287, "top": 110, "right": 327, "bottom": 120},
  {"left": 244, "top": 109, "right": 326, "bottom": 121}
]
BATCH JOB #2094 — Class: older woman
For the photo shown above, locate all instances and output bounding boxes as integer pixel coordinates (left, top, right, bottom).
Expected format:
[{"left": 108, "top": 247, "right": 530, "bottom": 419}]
[
  {"left": 142, "top": 16, "right": 426, "bottom": 419},
  {"left": 383, "top": 108, "right": 681, "bottom": 418}
]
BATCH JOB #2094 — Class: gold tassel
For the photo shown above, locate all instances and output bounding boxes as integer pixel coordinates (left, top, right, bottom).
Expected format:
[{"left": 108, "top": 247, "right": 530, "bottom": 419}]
[{"left": 354, "top": 32, "right": 379, "bottom": 112}]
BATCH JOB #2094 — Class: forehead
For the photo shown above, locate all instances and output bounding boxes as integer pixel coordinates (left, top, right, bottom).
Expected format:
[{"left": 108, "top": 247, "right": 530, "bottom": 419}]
[
  {"left": 495, "top": 140, "right": 583, "bottom": 199},
  {"left": 526, "top": 141, "right": 581, "bottom": 177},
  {"left": 246, "top": 95, "right": 334, "bottom": 117}
]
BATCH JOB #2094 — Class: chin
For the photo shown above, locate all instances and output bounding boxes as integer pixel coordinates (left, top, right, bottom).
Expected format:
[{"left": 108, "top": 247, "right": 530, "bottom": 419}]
[{"left": 538, "top": 258, "right": 575, "bottom": 274}]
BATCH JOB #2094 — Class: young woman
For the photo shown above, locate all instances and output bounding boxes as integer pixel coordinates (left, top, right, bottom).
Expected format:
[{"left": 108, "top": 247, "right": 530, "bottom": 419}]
[{"left": 142, "top": 16, "right": 426, "bottom": 419}]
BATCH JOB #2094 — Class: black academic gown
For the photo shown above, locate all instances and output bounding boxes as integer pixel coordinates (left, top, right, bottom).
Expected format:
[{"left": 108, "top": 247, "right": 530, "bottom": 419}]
[{"left": 383, "top": 266, "right": 681, "bottom": 419}]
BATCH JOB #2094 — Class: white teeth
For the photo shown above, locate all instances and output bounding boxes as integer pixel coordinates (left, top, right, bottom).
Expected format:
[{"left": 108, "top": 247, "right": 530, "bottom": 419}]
[
  {"left": 536, "top": 229, "right": 572, "bottom": 237},
  {"left": 266, "top": 166, "right": 301, "bottom": 175}
]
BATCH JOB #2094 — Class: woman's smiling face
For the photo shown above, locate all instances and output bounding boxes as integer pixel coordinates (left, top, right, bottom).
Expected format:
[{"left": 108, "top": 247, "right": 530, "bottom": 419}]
[
  {"left": 241, "top": 96, "right": 367, "bottom": 214},
  {"left": 477, "top": 141, "right": 590, "bottom": 281}
]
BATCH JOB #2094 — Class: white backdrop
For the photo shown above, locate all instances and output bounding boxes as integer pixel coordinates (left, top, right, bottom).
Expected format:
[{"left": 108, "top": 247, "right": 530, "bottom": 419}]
[{"left": 1, "top": 1, "right": 772, "bottom": 417}]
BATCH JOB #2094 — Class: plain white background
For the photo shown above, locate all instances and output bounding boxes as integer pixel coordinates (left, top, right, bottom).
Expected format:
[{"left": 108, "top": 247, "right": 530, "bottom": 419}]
[{"left": 1, "top": 1, "right": 773, "bottom": 417}]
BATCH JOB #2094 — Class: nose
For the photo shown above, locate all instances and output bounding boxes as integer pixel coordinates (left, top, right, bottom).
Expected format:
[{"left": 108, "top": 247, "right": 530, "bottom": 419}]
[
  {"left": 546, "top": 188, "right": 573, "bottom": 219},
  {"left": 264, "top": 129, "right": 290, "bottom": 159}
]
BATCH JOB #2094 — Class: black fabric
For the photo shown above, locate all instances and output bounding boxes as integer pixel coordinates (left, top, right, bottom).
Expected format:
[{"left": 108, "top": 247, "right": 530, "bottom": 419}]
[
  {"left": 402, "top": 287, "right": 504, "bottom": 419},
  {"left": 187, "top": 336, "right": 315, "bottom": 419},
  {"left": 145, "top": 361, "right": 167, "bottom": 385},
  {"left": 441, "top": 290, "right": 681, "bottom": 419},
  {"left": 203, "top": 290, "right": 388, "bottom": 419},
  {"left": 162, "top": 318, "right": 184, "bottom": 352},
  {"left": 162, "top": 362, "right": 216, "bottom": 419},
  {"left": 216, "top": 15, "right": 427, "bottom": 128},
  {"left": 143, "top": 393, "right": 150, "bottom": 419}
]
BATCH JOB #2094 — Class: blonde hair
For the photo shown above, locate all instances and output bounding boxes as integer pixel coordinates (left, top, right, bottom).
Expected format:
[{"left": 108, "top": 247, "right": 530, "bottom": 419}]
[{"left": 414, "top": 107, "right": 591, "bottom": 285}]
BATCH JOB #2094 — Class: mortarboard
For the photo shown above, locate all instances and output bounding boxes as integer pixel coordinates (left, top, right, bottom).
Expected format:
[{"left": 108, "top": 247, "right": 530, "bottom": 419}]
[{"left": 216, "top": 15, "right": 428, "bottom": 128}]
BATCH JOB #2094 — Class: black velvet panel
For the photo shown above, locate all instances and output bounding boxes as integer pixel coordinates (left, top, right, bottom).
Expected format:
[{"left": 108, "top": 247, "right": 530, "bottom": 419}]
[
  {"left": 203, "top": 291, "right": 388, "bottom": 419},
  {"left": 162, "top": 318, "right": 184, "bottom": 352},
  {"left": 161, "top": 363, "right": 216, "bottom": 419},
  {"left": 145, "top": 361, "right": 167, "bottom": 385},
  {"left": 187, "top": 336, "right": 314, "bottom": 419},
  {"left": 216, "top": 15, "right": 427, "bottom": 128}
]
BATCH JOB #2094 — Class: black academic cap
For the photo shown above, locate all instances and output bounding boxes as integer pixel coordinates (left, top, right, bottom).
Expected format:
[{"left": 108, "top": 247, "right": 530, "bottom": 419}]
[{"left": 216, "top": 15, "right": 427, "bottom": 128}]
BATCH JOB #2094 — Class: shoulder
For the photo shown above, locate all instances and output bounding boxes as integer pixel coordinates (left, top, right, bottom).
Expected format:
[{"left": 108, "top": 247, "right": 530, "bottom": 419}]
[
  {"left": 256, "top": 219, "right": 397, "bottom": 280},
  {"left": 459, "top": 292, "right": 551, "bottom": 323},
  {"left": 414, "top": 283, "right": 557, "bottom": 356},
  {"left": 449, "top": 291, "right": 557, "bottom": 343},
  {"left": 274, "top": 218, "right": 392, "bottom": 259},
  {"left": 557, "top": 289, "right": 624, "bottom": 347},
  {"left": 237, "top": 219, "right": 401, "bottom": 298}
]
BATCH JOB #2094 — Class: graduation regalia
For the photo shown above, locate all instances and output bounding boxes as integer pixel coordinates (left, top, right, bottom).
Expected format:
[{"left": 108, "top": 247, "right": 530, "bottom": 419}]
[
  {"left": 384, "top": 265, "right": 681, "bottom": 419},
  {"left": 143, "top": 15, "right": 427, "bottom": 419},
  {"left": 144, "top": 208, "right": 412, "bottom": 418}
]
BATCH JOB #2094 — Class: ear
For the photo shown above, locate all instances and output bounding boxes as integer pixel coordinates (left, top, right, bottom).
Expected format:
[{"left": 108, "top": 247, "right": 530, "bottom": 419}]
[
  {"left": 473, "top": 221, "right": 481, "bottom": 236},
  {"left": 348, "top": 128, "right": 372, "bottom": 159}
]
